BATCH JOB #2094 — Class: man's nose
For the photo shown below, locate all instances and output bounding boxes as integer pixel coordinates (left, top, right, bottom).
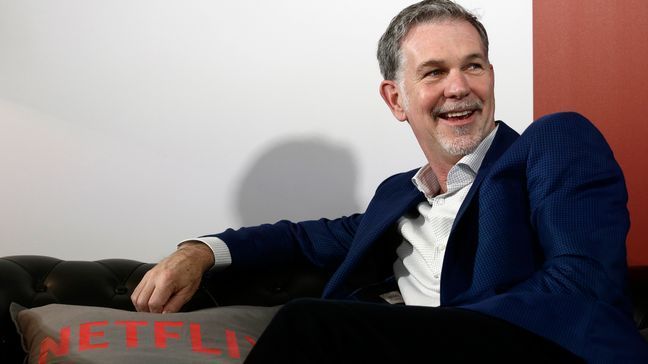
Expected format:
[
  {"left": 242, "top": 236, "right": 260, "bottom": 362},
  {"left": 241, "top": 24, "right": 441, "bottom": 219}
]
[{"left": 444, "top": 70, "right": 470, "bottom": 99}]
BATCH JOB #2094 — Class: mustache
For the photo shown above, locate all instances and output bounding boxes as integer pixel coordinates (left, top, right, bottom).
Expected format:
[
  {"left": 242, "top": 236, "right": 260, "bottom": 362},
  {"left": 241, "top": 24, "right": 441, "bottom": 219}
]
[{"left": 433, "top": 100, "right": 483, "bottom": 117}]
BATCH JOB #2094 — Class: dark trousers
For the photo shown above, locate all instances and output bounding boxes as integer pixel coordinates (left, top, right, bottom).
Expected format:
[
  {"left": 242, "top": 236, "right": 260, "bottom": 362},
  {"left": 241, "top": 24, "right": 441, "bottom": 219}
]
[{"left": 244, "top": 298, "right": 583, "bottom": 363}]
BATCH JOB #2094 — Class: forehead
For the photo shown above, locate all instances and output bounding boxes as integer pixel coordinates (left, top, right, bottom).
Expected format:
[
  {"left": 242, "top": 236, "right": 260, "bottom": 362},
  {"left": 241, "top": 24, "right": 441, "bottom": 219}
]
[{"left": 400, "top": 20, "right": 487, "bottom": 67}]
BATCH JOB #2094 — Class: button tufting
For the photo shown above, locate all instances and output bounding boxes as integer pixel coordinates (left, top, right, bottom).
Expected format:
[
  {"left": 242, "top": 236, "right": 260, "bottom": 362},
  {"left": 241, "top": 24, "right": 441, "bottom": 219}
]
[{"left": 114, "top": 286, "right": 128, "bottom": 295}]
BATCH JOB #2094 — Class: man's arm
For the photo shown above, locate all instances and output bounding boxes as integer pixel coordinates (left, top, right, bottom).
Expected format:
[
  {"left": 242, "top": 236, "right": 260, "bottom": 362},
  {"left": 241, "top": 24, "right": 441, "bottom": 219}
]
[
  {"left": 482, "top": 113, "right": 631, "bottom": 305},
  {"left": 515, "top": 112, "right": 630, "bottom": 301},
  {"left": 131, "top": 214, "right": 363, "bottom": 313}
]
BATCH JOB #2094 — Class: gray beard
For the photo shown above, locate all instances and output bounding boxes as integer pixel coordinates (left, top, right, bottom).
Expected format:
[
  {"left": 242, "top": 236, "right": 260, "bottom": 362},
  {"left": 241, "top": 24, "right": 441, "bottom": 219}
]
[{"left": 438, "top": 125, "right": 483, "bottom": 157}]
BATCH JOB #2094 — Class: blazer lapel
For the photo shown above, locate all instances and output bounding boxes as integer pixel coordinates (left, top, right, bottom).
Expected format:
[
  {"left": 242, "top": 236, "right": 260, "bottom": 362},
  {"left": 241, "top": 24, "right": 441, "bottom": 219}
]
[
  {"left": 441, "top": 121, "right": 520, "bottom": 303},
  {"left": 452, "top": 122, "right": 520, "bottom": 230},
  {"left": 322, "top": 170, "right": 424, "bottom": 297},
  {"left": 354, "top": 177, "right": 424, "bottom": 247}
]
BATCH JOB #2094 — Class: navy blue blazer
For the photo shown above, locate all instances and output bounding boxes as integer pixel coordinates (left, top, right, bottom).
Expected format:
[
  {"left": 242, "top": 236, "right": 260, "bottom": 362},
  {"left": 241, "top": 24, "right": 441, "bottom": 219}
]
[{"left": 216, "top": 112, "right": 648, "bottom": 362}]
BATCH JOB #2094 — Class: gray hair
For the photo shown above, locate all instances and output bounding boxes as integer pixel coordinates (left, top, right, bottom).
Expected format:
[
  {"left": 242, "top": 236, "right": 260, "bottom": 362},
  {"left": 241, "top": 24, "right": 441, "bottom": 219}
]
[{"left": 377, "top": 0, "right": 489, "bottom": 81}]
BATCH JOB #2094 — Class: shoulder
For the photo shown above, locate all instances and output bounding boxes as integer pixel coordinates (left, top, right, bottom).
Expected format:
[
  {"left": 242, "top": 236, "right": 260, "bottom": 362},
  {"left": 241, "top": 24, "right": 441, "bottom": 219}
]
[
  {"left": 501, "top": 112, "right": 617, "bottom": 163},
  {"left": 375, "top": 168, "right": 420, "bottom": 192},
  {"left": 360, "top": 168, "right": 422, "bottom": 207},
  {"left": 521, "top": 112, "right": 609, "bottom": 148},
  {"left": 488, "top": 112, "right": 625, "bottom": 199}
]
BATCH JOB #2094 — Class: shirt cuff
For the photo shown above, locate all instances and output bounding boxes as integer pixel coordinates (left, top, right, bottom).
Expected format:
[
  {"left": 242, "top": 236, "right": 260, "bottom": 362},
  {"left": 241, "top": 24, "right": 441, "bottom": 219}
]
[{"left": 178, "top": 237, "right": 232, "bottom": 270}]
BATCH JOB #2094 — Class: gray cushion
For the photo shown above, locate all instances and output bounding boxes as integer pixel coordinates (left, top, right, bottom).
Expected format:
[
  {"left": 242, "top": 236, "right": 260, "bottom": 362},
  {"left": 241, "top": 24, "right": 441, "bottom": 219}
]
[{"left": 10, "top": 303, "right": 279, "bottom": 363}]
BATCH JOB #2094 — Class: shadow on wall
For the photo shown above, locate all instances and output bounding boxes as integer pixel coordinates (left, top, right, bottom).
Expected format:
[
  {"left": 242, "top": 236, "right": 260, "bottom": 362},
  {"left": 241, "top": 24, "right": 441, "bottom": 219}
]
[{"left": 235, "top": 137, "right": 360, "bottom": 226}]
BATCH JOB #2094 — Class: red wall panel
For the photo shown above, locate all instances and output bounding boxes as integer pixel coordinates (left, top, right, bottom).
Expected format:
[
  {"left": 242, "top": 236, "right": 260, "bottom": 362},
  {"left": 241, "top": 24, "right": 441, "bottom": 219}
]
[{"left": 534, "top": 0, "right": 648, "bottom": 265}]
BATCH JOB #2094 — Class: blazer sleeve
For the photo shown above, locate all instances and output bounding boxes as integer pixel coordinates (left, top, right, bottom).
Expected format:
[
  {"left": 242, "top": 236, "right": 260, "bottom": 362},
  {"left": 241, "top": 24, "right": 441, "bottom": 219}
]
[
  {"left": 505, "top": 112, "right": 631, "bottom": 305},
  {"left": 208, "top": 213, "right": 364, "bottom": 272}
]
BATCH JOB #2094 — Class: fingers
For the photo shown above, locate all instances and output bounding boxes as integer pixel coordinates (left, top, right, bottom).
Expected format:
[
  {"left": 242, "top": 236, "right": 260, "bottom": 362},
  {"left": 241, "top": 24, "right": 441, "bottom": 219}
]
[
  {"left": 131, "top": 245, "right": 212, "bottom": 313},
  {"left": 148, "top": 290, "right": 174, "bottom": 313},
  {"left": 132, "top": 269, "right": 170, "bottom": 313}
]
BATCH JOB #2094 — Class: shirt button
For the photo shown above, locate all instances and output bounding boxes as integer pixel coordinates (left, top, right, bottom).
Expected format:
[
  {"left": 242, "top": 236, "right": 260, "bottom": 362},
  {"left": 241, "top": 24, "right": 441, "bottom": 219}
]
[{"left": 433, "top": 274, "right": 440, "bottom": 280}]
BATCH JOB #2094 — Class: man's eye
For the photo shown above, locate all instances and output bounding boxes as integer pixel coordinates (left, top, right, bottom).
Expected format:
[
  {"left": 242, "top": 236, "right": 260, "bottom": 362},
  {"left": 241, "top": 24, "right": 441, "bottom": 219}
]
[
  {"left": 425, "top": 69, "right": 442, "bottom": 77},
  {"left": 467, "top": 63, "right": 484, "bottom": 71}
]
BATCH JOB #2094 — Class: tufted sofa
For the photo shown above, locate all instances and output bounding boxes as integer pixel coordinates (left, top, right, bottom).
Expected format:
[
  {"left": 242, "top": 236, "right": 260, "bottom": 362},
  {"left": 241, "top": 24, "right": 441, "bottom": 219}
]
[{"left": 1, "top": 255, "right": 648, "bottom": 362}]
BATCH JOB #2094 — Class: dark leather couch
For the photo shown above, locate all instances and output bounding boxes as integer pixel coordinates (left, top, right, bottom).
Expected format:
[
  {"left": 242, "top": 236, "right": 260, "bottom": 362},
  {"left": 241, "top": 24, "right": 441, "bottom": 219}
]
[{"left": 1, "top": 255, "right": 647, "bottom": 362}]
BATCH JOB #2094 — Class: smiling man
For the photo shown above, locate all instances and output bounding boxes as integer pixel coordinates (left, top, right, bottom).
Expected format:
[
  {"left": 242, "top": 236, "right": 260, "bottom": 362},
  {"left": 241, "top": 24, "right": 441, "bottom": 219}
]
[
  {"left": 379, "top": 19, "right": 496, "bottom": 191},
  {"left": 132, "top": 1, "right": 648, "bottom": 362}
]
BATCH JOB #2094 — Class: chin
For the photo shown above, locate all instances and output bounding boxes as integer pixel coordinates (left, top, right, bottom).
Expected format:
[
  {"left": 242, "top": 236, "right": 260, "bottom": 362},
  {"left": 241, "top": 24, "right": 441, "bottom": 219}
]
[{"left": 437, "top": 125, "right": 484, "bottom": 156}]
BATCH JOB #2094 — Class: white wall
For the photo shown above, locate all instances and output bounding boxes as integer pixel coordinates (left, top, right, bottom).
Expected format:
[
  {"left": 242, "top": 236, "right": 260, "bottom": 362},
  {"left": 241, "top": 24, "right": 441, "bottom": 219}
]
[{"left": 0, "top": 0, "right": 533, "bottom": 261}]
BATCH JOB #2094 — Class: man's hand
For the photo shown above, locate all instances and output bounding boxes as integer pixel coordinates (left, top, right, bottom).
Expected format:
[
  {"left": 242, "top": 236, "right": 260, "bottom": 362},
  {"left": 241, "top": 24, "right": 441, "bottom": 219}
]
[{"left": 131, "top": 242, "right": 215, "bottom": 313}]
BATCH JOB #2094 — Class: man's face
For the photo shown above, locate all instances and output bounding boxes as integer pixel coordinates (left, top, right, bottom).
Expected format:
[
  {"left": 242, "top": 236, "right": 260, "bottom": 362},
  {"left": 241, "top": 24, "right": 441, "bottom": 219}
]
[{"left": 385, "top": 20, "right": 496, "bottom": 165}]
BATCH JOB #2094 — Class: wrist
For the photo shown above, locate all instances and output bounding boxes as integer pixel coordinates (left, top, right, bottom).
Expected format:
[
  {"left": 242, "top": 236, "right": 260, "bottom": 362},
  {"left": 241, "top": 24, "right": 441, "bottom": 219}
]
[{"left": 177, "top": 241, "right": 215, "bottom": 271}]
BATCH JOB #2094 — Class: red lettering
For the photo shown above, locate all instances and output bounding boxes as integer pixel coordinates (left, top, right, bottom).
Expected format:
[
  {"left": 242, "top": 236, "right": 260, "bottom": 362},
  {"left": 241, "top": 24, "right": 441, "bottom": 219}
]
[
  {"left": 244, "top": 335, "right": 256, "bottom": 346},
  {"left": 190, "top": 323, "right": 222, "bottom": 356},
  {"left": 79, "top": 321, "right": 109, "bottom": 351},
  {"left": 154, "top": 321, "right": 183, "bottom": 348},
  {"left": 115, "top": 321, "right": 148, "bottom": 348},
  {"left": 225, "top": 329, "right": 240, "bottom": 359},
  {"left": 37, "top": 321, "right": 262, "bottom": 360},
  {"left": 38, "top": 326, "right": 70, "bottom": 364}
]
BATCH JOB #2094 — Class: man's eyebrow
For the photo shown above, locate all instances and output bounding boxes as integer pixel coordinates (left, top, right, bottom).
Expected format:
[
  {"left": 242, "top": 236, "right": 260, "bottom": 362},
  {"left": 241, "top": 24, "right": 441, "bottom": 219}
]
[
  {"left": 415, "top": 53, "right": 489, "bottom": 74},
  {"left": 465, "top": 52, "right": 488, "bottom": 62}
]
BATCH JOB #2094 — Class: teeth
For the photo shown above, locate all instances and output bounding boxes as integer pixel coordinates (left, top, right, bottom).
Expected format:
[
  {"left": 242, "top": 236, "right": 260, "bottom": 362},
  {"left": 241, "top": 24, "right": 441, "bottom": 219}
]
[{"left": 445, "top": 110, "right": 472, "bottom": 118}]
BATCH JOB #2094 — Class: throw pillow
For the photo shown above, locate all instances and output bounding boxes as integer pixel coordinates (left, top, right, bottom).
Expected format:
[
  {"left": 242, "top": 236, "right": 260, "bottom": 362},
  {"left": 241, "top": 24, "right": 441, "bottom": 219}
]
[{"left": 10, "top": 303, "right": 280, "bottom": 364}]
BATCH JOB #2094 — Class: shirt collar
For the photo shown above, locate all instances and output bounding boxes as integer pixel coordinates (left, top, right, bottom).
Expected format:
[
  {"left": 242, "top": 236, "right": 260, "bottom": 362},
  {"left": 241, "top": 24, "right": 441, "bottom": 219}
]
[
  {"left": 411, "top": 164, "right": 440, "bottom": 199},
  {"left": 411, "top": 123, "right": 499, "bottom": 199}
]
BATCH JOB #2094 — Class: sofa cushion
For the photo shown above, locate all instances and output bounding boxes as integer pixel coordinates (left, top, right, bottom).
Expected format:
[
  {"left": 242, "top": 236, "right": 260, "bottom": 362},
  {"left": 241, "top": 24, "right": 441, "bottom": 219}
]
[{"left": 10, "top": 303, "right": 279, "bottom": 364}]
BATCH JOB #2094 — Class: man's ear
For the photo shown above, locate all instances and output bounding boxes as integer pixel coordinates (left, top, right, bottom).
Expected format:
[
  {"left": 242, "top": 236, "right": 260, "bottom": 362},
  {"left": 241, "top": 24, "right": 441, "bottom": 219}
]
[{"left": 379, "top": 80, "right": 407, "bottom": 122}]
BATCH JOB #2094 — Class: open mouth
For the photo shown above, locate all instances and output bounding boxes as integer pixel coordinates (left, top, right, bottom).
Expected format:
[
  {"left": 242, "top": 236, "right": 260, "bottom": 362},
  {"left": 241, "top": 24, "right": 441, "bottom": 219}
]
[{"left": 438, "top": 109, "right": 475, "bottom": 121}]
